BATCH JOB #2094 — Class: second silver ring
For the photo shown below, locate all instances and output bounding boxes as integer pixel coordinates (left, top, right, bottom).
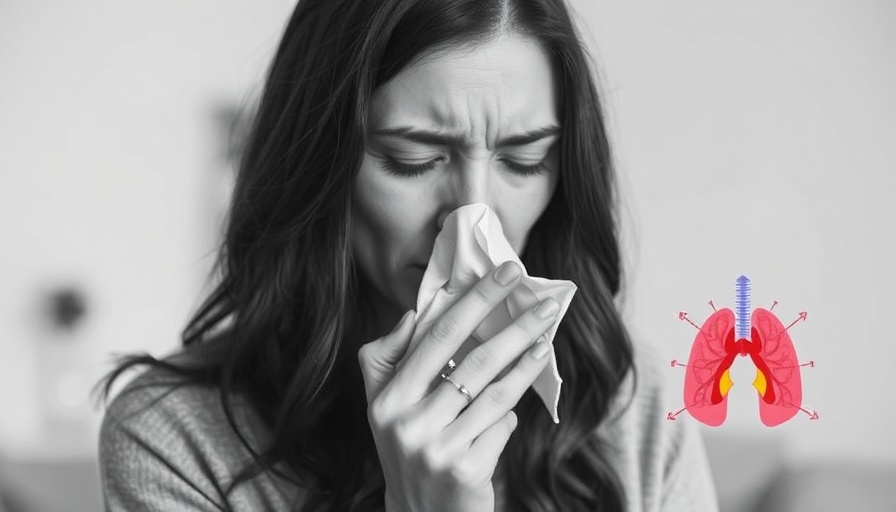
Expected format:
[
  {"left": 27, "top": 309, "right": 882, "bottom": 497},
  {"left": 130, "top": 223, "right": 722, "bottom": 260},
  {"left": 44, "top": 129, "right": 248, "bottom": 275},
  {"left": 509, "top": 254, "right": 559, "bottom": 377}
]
[{"left": 439, "top": 358, "right": 457, "bottom": 379}]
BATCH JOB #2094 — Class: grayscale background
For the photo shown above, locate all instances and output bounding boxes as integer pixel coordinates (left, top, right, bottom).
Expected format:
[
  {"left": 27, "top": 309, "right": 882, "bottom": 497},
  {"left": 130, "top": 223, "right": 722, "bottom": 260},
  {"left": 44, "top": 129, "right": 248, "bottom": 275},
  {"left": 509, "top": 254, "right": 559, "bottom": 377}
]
[{"left": 1, "top": 1, "right": 893, "bottom": 511}]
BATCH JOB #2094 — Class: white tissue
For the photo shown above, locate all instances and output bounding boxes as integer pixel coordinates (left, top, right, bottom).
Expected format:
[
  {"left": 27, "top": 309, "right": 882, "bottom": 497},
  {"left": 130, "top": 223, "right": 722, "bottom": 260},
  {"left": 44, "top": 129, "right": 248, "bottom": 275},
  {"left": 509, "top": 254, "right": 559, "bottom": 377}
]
[{"left": 409, "top": 203, "right": 577, "bottom": 423}]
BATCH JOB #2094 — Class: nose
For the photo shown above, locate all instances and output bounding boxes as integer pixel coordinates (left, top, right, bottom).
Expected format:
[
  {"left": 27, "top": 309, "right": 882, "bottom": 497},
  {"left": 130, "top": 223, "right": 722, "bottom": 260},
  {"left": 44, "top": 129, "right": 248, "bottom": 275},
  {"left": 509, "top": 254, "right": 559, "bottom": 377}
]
[{"left": 435, "top": 158, "right": 495, "bottom": 231}]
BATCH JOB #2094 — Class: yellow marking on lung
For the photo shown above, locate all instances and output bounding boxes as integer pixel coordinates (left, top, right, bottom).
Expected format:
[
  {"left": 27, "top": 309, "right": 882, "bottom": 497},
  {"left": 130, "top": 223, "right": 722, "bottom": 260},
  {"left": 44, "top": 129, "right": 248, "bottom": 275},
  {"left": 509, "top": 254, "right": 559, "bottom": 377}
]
[
  {"left": 719, "top": 369, "right": 733, "bottom": 397},
  {"left": 753, "top": 368, "right": 768, "bottom": 397}
]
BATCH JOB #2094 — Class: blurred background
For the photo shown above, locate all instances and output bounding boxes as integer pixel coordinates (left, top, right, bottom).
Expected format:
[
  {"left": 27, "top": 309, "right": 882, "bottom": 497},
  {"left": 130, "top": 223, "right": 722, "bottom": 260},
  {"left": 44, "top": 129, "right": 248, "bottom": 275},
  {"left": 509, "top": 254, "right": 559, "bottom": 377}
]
[{"left": 0, "top": 1, "right": 893, "bottom": 511}]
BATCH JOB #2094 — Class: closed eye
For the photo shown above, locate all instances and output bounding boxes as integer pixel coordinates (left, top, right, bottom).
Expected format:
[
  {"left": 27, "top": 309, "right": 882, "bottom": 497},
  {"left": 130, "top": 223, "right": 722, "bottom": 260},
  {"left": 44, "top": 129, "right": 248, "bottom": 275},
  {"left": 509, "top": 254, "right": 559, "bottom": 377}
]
[
  {"left": 500, "top": 159, "right": 549, "bottom": 177},
  {"left": 379, "top": 157, "right": 548, "bottom": 178},
  {"left": 379, "top": 157, "right": 439, "bottom": 178}
]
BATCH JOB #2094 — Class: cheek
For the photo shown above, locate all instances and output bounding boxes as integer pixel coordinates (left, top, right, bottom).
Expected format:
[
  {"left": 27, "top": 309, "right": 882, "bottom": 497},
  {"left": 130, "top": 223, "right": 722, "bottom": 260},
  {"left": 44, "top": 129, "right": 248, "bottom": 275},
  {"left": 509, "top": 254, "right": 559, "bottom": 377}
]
[
  {"left": 500, "top": 173, "right": 558, "bottom": 253},
  {"left": 352, "top": 159, "right": 436, "bottom": 310},
  {"left": 351, "top": 158, "right": 431, "bottom": 268}
]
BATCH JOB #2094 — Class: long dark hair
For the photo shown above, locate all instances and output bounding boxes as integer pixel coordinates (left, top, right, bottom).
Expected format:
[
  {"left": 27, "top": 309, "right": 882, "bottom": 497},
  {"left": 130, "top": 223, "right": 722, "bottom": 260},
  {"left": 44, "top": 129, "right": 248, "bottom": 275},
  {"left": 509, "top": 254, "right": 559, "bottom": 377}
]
[{"left": 97, "top": 0, "right": 636, "bottom": 510}]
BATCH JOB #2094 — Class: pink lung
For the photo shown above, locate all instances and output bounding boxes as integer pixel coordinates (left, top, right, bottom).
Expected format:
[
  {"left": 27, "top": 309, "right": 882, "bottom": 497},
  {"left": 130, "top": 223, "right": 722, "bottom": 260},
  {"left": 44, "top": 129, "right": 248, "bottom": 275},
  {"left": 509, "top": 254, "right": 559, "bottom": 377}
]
[
  {"left": 751, "top": 308, "right": 802, "bottom": 426},
  {"left": 683, "top": 307, "right": 803, "bottom": 427},
  {"left": 683, "top": 308, "right": 736, "bottom": 426}
]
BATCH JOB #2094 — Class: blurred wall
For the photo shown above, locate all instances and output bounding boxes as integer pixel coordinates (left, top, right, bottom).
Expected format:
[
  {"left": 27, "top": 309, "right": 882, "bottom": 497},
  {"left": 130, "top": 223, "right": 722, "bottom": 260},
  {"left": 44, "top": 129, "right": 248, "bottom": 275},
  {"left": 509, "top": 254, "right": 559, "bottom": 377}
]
[
  {"left": 574, "top": 1, "right": 895, "bottom": 467},
  {"left": 0, "top": 0, "right": 893, "bottom": 481},
  {"left": 0, "top": 1, "right": 293, "bottom": 458}
]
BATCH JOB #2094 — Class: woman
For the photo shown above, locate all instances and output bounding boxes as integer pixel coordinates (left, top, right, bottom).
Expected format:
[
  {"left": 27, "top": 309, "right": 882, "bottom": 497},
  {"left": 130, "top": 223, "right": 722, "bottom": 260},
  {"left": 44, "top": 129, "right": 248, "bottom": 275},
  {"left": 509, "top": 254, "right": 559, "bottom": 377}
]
[{"left": 98, "top": 0, "right": 719, "bottom": 510}]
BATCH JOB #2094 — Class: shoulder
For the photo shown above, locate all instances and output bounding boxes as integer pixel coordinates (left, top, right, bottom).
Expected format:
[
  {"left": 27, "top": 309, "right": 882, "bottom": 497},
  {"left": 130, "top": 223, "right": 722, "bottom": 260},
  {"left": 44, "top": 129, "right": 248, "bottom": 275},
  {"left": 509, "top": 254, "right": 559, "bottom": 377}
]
[
  {"left": 101, "top": 363, "right": 254, "bottom": 451},
  {"left": 98, "top": 363, "right": 300, "bottom": 511},
  {"left": 598, "top": 342, "right": 720, "bottom": 512},
  {"left": 99, "top": 363, "right": 258, "bottom": 477},
  {"left": 99, "top": 355, "right": 280, "bottom": 462},
  {"left": 101, "top": 364, "right": 203, "bottom": 424},
  {"left": 100, "top": 341, "right": 272, "bottom": 460}
]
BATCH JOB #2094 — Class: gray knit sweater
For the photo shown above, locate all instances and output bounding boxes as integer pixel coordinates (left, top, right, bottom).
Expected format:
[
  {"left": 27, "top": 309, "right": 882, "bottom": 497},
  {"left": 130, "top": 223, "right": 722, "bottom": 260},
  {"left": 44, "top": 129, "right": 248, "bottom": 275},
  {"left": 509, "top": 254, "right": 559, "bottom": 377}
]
[{"left": 98, "top": 343, "right": 719, "bottom": 511}]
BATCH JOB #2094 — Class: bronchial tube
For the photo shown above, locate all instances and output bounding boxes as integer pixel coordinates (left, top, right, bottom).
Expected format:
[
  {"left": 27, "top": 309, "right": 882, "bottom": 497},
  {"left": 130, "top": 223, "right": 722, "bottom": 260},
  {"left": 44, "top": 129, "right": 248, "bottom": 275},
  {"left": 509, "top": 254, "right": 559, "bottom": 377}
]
[{"left": 735, "top": 275, "right": 751, "bottom": 341}]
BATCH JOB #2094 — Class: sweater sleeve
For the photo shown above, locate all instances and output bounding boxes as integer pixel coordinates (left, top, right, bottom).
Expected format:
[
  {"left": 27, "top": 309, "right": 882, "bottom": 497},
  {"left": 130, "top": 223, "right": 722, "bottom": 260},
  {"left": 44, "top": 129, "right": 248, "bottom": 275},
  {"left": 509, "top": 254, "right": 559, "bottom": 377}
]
[
  {"left": 98, "top": 376, "right": 228, "bottom": 512},
  {"left": 648, "top": 339, "right": 720, "bottom": 512},
  {"left": 602, "top": 341, "right": 720, "bottom": 512},
  {"left": 658, "top": 414, "right": 720, "bottom": 511}
]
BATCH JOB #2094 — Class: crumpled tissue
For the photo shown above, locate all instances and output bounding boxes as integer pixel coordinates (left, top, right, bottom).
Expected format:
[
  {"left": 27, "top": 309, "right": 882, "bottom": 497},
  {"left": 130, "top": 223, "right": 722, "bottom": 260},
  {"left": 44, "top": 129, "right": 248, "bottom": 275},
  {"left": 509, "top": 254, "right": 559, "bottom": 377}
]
[{"left": 408, "top": 203, "right": 577, "bottom": 423}]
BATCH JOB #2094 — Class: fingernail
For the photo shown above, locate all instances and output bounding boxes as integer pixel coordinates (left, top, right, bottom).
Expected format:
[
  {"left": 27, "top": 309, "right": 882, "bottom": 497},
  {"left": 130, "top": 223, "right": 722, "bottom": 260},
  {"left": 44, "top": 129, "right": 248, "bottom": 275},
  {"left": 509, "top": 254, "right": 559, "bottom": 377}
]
[
  {"left": 494, "top": 261, "right": 521, "bottom": 285},
  {"left": 531, "top": 340, "right": 550, "bottom": 359},
  {"left": 534, "top": 298, "right": 560, "bottom": 319}
]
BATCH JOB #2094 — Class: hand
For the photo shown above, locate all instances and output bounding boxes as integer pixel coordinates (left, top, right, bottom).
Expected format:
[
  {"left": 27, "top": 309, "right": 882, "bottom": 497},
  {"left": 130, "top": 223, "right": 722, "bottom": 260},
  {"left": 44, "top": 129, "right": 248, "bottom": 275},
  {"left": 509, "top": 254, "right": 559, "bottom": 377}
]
[{"left": 357, "top": 261, "right": 559, "bottom": 512}]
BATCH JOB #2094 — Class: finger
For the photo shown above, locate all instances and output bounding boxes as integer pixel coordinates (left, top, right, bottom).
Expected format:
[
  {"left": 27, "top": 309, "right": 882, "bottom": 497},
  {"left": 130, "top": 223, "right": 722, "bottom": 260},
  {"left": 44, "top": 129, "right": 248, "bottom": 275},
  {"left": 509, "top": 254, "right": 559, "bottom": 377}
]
[
  {"left": 440, "top": 338, "right": 552, "bottom": 451},
  {"left": 358, "top": 310, "right": 416, "bottom": 405},
  {"left": 462, "top": 410, "right": 518, "bottom": 481},
  {"left": 388, "top": 260, "right": 523, "bottom": 403},
  {"left": 415, "top": 297, "right": 560, "bottom": 427}
]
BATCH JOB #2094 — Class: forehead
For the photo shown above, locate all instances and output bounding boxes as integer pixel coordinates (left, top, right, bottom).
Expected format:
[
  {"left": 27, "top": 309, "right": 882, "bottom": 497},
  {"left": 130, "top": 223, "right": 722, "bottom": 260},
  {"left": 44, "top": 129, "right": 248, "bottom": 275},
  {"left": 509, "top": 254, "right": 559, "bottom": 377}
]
[{"left": 369, "top": 34, "right": 560, "bottom": 139}]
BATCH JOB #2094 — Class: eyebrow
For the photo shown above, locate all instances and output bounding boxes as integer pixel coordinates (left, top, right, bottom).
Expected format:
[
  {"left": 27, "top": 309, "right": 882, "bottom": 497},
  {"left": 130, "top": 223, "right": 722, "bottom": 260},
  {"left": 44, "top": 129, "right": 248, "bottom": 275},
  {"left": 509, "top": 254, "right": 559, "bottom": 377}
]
[{"left": 371, "top": 125, "right": 561, "bottom": 147}]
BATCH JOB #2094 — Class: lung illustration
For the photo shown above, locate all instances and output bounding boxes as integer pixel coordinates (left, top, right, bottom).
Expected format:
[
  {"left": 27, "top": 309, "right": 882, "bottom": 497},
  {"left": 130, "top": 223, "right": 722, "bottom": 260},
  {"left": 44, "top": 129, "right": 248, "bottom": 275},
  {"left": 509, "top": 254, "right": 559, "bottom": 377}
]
[{"left": 670, "top": 275, "right": 816, "bottom": 427}]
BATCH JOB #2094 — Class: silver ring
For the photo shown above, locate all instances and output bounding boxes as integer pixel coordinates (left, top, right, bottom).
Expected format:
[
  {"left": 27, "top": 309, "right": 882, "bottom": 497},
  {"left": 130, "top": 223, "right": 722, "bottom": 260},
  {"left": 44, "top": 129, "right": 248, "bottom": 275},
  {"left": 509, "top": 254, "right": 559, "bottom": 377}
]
[{"left": 441, "top": 375, "right": 473, "bottom": 404}]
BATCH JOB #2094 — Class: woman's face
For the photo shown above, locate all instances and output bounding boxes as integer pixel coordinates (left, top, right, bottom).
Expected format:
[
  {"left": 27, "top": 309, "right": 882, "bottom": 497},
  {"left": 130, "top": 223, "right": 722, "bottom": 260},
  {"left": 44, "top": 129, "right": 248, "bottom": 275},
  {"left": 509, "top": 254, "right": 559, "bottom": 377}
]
[{"left": 352, "top": 32, "right": 561, "bottom": 328}]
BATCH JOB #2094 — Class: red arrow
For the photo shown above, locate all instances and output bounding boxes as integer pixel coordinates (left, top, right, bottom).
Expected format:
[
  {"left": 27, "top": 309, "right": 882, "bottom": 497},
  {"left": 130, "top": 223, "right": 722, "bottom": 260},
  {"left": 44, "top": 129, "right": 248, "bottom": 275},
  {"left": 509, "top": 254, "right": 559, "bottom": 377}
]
[
  {"left": 796, "top": 405, "right": 818, "bottom": 420},
  {"left": 782, "top": 311, "right": 808, "bottom": 331},
  {"left": 770, "top": 311, "right": 808, "bottom": 342},
  {"left": 678, "top": 311, "right": 705, "bottom": 333},
  {"left": 782, "top": 360, "right": 814, "bottom": 369},
  {"left": 667, "top": 403, "right": 700, "bottom": 421}
]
